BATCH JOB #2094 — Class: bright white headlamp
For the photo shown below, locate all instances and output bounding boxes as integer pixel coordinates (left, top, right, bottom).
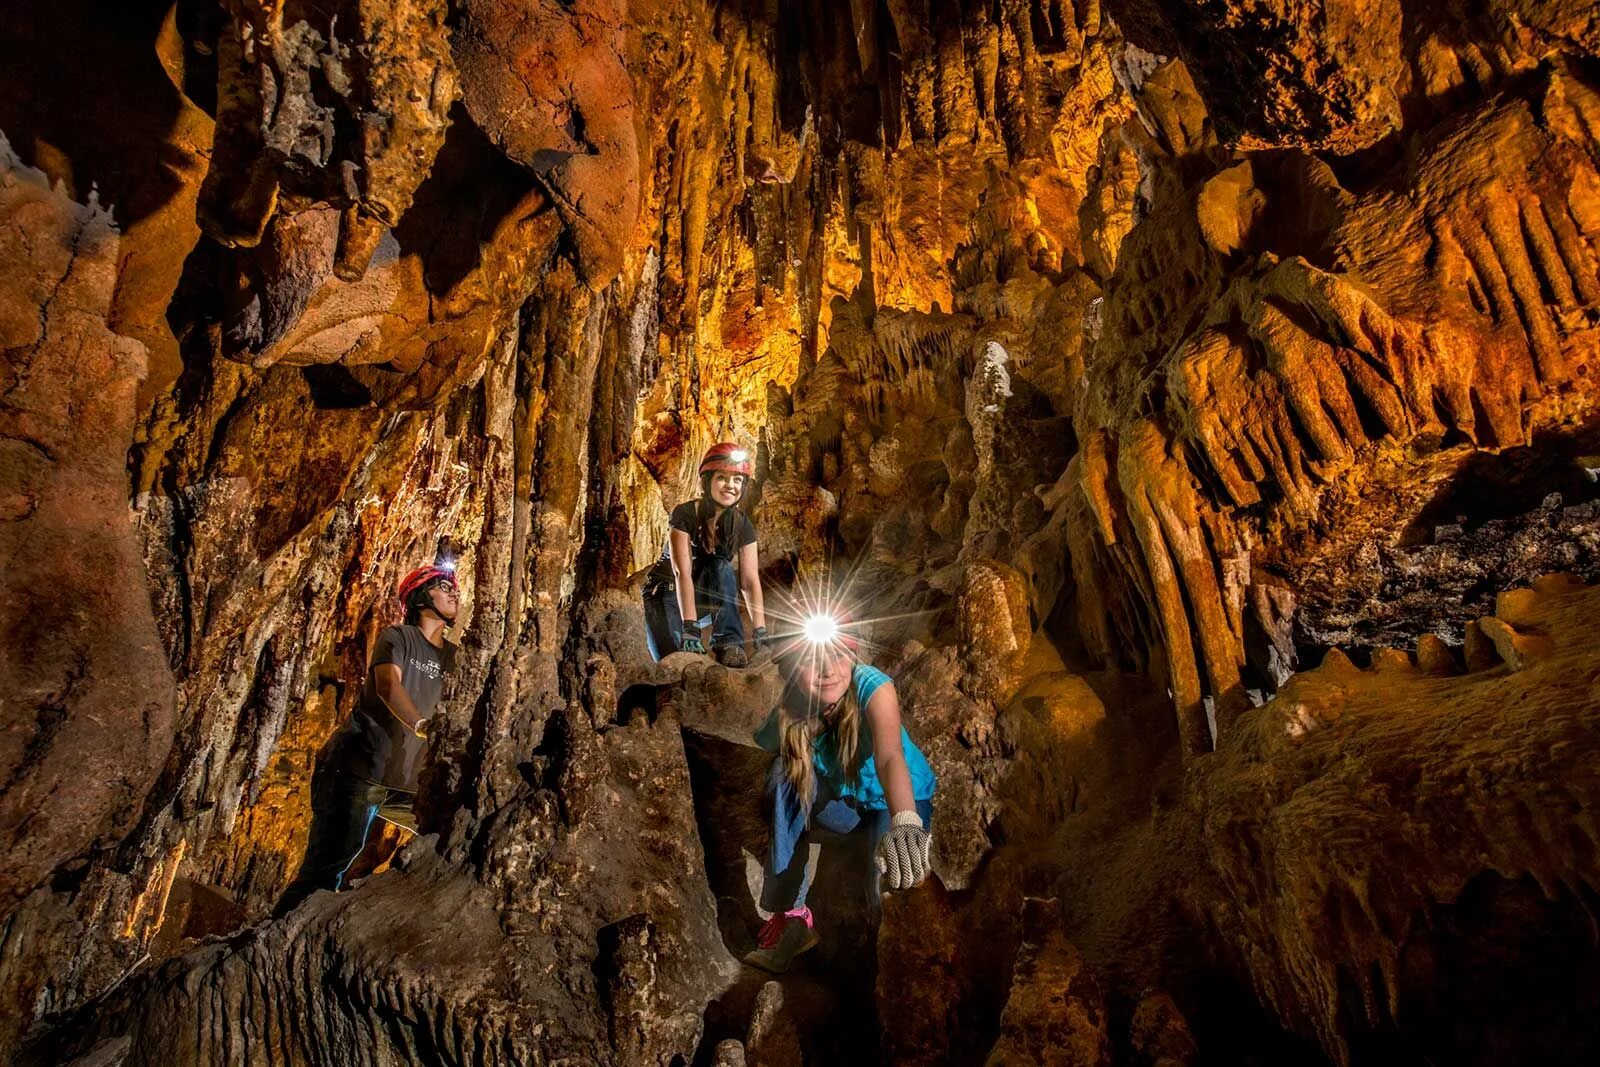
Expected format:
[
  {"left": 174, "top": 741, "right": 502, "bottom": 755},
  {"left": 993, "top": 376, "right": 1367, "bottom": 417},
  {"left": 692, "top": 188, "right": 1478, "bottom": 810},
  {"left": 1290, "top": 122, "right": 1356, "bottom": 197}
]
[{"left": 802, "top": 614, "right": 841, "bottom": 645}]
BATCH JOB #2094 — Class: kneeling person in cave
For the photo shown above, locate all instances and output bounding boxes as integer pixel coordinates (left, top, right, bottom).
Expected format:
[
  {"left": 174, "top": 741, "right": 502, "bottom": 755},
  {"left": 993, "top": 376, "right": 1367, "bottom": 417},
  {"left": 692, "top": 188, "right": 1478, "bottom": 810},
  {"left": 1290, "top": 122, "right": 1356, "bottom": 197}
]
[
  {"left": 744, "top": 613, "right": 938, "bottom": 973},
  {"left": 275, "top": 564, "right": 458, "bottom": 915},
  {"left": 641, "top": 442, "right": 768, "bottom": 666}
]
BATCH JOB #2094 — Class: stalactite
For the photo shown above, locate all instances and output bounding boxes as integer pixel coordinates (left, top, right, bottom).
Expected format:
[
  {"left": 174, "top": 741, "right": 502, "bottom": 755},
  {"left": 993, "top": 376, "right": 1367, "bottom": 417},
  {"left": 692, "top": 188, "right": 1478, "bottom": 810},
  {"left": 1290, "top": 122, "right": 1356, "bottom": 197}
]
[{"left": 6, "top": 1, "right": 1600, "bottom": 1063}]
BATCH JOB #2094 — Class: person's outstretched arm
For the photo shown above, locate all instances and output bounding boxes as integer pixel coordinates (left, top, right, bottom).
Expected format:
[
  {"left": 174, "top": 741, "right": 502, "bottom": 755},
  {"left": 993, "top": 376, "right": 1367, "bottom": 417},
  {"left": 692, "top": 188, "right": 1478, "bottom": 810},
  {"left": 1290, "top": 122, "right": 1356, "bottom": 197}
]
[
  {"left": 864, "top": 682, "right": 916, "bottom": 817},
  {"left": 669, "top": 529, "right": 701, "bottom": 641},
  {"left": 738, "top": 539, "right": 766, "bottom": 630},
  {"left": 865, "top": 680, "right": 932, "bottom": 889},
  {"left": 373, "top": 664, "right": 427, "bottom": 736}
]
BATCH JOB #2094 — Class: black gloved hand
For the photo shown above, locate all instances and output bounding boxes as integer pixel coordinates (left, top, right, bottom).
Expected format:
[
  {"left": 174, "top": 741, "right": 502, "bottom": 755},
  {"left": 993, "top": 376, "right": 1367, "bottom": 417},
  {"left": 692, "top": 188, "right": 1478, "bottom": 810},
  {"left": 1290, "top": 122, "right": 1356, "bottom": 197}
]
[
  {"left": 679, "top": 633, "right": 707, "bottom": 655},
  {"left": 753, "top": 626, "right": 769, "bottom": 652}
]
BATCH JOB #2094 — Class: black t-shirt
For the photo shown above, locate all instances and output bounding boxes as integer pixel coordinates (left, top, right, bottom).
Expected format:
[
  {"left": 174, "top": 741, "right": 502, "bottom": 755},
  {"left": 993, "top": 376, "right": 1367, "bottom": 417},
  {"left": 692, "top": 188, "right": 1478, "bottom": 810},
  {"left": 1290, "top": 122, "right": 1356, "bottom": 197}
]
[
  {"left": 647, "top": 500, "right": 757, "bottom": 587},
  {"left": 329, "top": 625, "right": 450, "bottom": 791}
]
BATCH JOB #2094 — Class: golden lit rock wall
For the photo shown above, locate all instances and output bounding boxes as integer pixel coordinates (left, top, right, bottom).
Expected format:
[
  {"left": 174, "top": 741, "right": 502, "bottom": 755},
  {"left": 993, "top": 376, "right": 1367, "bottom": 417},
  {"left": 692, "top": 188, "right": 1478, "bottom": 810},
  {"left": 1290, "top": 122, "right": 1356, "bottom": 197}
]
[{"left": 2, "top": 0, "right": 1600, "bottom": 1063}]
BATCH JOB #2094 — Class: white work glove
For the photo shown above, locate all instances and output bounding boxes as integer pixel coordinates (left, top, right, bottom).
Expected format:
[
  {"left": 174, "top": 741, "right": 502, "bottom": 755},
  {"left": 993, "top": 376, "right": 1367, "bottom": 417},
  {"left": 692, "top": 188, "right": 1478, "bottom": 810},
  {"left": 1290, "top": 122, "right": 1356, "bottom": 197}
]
[{"left": 875, "top": 810, "right": 932, "bottom": 890}]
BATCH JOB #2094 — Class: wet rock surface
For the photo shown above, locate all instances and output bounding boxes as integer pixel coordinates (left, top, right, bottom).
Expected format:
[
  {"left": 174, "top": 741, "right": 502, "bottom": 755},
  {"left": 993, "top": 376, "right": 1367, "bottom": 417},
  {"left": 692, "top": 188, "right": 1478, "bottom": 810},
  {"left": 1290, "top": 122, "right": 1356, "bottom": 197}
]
[{"left": 3, "top": 0, "right": 1600, "bottom": 1063}]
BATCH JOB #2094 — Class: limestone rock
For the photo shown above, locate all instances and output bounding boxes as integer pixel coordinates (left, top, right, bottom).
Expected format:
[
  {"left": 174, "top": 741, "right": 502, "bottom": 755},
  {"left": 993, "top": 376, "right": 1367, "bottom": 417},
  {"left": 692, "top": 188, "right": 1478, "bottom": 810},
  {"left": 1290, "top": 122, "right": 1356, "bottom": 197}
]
[
  {"left": 876, "top": 877, "right": 963, "bottom": 1067},
  {"left": 0, "top": 135, "right": 177, "bottom": 912},
  {"left": 454, "top": 0, "right": 640, "bottom": 286},
  {"left": 1463, "top": 619, "right": 1502, "bottom": 672},
  {"left": 200, "top": 1, "right": 457, "bottom": 262},
  {"left": 1129, "top": 989, "right": 1198, "bottom": 1067},
  {"left": 1191, "top": 579, "right": 1600, "bottom": 1063},
  {"left": 984, "top": 897, "right": 1112, "bottom": 1067},
  {"left": 958, "top": 560, "right": 1032, "bottom": 705},
  {"left": 1415, "top": 634, "right": 1457, "bottom": 675},
  {"left": 1476, "top": 616, "right": 1553, "bottom": 672},
  {"left": 744, "top": 981, "right": 803, "bottom": 1067},
  {"left": 5, "top": 0, "right": 1600, "bottom": 1063}
]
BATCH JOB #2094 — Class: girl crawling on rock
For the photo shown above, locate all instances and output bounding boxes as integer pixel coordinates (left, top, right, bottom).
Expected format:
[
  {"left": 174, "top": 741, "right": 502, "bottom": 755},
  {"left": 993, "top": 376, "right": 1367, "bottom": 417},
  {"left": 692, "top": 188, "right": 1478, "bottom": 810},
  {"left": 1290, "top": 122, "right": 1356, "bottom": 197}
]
[{"left": 744, "top": 614, "right": 938, "bottom": 973}]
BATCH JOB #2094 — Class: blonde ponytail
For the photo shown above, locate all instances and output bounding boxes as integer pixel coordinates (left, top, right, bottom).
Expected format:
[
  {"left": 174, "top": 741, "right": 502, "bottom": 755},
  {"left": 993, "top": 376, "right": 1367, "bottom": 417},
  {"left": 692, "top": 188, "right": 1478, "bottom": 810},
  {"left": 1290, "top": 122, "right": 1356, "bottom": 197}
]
[{"left": 780, "top": 716, "right": 817, "bottom": 809}]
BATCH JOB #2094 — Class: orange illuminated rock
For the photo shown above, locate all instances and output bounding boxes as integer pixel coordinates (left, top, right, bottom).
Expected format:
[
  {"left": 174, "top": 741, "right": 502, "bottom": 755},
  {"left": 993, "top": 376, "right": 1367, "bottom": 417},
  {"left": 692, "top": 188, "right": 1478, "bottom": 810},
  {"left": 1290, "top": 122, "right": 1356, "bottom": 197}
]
[
  {"left": 6, "top": 0, "right": 1600, "bottom": 1062},
  {"left": 0, "top": 137, "right": 177, "bottom": 912},
  {"left": 985, "top": 897, "right": 1113, "bottom": 1067}
]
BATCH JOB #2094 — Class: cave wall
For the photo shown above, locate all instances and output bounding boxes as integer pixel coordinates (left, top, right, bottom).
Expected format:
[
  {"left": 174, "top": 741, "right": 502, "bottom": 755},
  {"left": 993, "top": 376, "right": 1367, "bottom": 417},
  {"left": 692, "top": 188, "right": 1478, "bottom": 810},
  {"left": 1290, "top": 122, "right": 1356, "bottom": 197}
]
[{"left": 1, "top": 0, "right": 1599, "bottom": 1064}]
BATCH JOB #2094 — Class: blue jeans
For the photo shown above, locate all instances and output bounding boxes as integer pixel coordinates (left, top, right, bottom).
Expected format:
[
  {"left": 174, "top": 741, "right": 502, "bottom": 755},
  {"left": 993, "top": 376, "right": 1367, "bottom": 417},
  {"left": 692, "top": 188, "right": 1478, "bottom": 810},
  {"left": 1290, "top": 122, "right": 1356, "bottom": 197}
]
[
  {"left": 761, "top": 771, "right": 934, "bottom": 913},
  {"left": 642, "top": 555, "right": 745, "bottom": 660}
]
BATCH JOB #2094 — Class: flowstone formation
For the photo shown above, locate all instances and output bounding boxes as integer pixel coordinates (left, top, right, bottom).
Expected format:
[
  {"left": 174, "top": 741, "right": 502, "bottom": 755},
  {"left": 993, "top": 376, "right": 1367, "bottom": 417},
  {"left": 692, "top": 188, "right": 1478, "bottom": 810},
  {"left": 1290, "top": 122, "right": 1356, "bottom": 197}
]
[{"left": 3, "top": 0, "right": 1600, "bottom": 1064}]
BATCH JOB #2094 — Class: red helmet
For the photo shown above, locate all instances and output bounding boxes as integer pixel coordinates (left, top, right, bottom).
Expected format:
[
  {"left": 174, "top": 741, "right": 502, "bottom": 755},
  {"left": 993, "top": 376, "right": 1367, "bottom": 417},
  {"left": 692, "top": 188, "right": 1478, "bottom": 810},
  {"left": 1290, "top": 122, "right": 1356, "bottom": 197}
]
[
  {"left": 699, "top": 442, "right": 753, "bottom": 478},
  {"left": 397, "top": 565, "right": 454, "bottom": 605}
]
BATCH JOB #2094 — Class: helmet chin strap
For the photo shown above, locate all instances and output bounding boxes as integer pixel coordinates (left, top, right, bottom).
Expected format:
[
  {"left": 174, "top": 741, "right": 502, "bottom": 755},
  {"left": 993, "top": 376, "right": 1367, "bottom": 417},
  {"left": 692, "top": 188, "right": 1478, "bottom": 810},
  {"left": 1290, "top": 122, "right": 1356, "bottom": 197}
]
[{"left": 410, "top": 585, "right": 456, "bottom": 627}]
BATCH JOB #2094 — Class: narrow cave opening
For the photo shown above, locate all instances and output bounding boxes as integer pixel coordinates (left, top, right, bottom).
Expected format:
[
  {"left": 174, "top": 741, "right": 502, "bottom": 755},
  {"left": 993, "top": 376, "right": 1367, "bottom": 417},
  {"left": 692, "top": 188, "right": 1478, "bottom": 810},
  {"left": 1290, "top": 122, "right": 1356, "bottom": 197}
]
[
  {"left": 1401, "top": 429, "right": 1600, "bottom": 546},
  {"left": 301, "top": 364, "right": 374, "bottom": 409},
  {"left": 682, "top": 728, "right": 885, "bottom": 1065},
  {"left": 617, "top": 683, "right": 660, "bottom": 726}
]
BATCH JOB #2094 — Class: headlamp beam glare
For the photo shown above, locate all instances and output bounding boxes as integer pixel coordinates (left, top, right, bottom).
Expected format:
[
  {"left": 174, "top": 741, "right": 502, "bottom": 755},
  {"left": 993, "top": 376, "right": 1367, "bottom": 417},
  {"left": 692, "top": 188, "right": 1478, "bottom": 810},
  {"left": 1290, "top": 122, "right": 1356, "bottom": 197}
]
[{"left": 802, "top": 613, "right": 841, "bottom": 646}]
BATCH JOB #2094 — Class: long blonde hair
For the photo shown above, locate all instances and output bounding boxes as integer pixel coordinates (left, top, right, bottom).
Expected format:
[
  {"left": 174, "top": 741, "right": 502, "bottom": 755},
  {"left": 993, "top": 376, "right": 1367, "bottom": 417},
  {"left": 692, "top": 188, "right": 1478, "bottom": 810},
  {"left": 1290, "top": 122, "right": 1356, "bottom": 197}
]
[{"left": 778, "top": 665, "right": 864, "bottom": 809}]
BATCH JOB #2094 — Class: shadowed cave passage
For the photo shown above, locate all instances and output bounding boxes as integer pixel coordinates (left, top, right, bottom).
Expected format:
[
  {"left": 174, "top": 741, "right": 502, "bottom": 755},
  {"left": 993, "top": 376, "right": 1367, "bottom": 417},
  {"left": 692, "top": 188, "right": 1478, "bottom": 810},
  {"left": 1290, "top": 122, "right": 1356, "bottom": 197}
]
[
  {"left": 6, "top": 0, "right": 1600, "bottom": 1063},
  {"left": 1341, "top": 872, "right": 1600, "bottom": 1066},
  {"left": 683, "top": 726, "right": 885, "bottom": 1067}
]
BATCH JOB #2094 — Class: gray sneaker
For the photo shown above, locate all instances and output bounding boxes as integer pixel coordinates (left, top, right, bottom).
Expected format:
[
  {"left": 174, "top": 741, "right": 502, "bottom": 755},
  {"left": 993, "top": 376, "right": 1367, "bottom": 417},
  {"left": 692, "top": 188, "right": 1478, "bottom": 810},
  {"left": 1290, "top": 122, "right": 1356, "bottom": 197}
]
[
  {"left": 742, "top": 918, "right": 820, "bottom": 974},
  {"left": 716, "top": 644, "right": 749, "bottom": 668}
]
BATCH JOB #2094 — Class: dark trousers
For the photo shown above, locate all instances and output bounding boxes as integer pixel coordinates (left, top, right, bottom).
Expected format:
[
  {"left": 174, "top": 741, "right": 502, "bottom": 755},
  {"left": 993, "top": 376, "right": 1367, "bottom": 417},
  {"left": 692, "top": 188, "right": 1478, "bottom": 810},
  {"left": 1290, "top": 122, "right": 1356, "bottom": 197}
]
[
  {"left": 643, "top": 555, "right": 745, "bottom": 661},
  {"left": 761, "top": 778, "right": 934, "bottom": 915},
  {"left": 274, "top": 764, "right": 415, "bottom": 916}
]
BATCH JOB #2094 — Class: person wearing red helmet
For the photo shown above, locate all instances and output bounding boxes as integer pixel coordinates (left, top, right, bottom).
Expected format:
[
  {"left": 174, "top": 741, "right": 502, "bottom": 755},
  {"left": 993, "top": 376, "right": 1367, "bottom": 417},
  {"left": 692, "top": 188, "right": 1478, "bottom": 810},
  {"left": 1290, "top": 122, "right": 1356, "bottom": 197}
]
[
  {"left": 642, "top": 442, "right": 768, "bottom": 667},
  {"left": 742, "top": 611, "right": 938, "bottom": 973},
  {"left": 275, "top": 562, "right": 459, "bottom": 915}
]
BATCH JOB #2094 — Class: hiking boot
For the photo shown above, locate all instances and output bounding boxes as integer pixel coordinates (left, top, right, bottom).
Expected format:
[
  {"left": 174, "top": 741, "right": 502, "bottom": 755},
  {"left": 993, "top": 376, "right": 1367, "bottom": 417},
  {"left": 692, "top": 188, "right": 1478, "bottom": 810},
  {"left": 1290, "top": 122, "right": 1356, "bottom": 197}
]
[
  {"left": 716, "top": 643, "right": 749, "bottom": 668},
  {"left": 743, "top": 910, "right": 819, "bottom": 974}
]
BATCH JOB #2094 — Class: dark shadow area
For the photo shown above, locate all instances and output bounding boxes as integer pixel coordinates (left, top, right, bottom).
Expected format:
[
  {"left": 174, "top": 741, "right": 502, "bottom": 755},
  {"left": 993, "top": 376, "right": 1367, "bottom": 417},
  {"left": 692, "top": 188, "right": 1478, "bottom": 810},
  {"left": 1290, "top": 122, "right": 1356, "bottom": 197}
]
[
  {"left": 618, "top": 683, "right": 660, "bottom": 725},
  {"left": 1342, "top": 871, "right": 1600, "bottom": 1066},
  {"left": 1175, "top": 966, "right": 1333, "bottom": 1067},
  {"left": 1401, "top": 429, "right": 1600, "bottom": 546},
  {"left": 394, "top": 105, "right": 551, "bottom": 296},
  {"left": 303, "top": 364, "right": 376, "bottom": 410},
  {"left": 0, "top": 0, "right": 196, "bottom": 228},
  {"left": 683, "top": 728, "right": 881, "bottom": 1066}
]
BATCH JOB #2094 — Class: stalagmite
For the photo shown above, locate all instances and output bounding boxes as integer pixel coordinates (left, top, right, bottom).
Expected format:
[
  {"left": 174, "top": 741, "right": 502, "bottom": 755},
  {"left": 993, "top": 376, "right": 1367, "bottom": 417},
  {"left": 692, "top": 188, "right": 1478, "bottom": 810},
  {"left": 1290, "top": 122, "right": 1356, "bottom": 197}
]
[{"left": 4, "top": 0, "right": 1600, "bottom": 1063}]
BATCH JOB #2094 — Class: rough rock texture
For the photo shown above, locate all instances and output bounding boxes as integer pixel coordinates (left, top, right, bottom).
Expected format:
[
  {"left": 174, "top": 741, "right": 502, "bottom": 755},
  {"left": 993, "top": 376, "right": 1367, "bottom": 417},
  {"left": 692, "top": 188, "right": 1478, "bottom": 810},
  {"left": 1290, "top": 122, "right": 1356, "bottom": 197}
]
[
  {"left": 1129, "top": 990, "right": 1198, "bottom": 1067},
  {"left": 1192, "top": 573, "right": 1600, "bottom": 1064},
  {"left": 200, "top": 1, "right": 457, "bottom": 266},
  {"left": 454, "top": 0, "right": 640, "bottom": 284},
  {"left": 984, "top": 898, "right": 1112, "bottom": 1067},
  {"left": 0, "top": 136, "right": 177, "bottom": 922},
  {"left": 1064, "top": 60, "right": 1600, "bottom": 755},
  {"left": 33, "top": 699, "right": 737, "bottom": 1066},
  {"left": 4, "top": 0, "right": 1600, "bottom": 1063}
]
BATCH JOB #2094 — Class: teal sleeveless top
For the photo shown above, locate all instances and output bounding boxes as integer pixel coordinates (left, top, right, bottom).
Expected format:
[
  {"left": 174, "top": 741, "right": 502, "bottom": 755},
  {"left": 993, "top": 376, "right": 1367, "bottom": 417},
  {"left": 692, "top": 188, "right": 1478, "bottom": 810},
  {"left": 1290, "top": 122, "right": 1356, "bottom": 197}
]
[{"left": 754, "top": 664, "right": 938, "bottom": 810}]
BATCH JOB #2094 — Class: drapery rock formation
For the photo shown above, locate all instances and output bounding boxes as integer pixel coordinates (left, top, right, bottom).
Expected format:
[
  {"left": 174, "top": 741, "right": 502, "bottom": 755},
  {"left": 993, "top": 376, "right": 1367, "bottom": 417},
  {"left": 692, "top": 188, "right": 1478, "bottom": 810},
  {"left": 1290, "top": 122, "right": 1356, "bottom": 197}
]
[
  {"left": 0, "top": 135, "right": 177, "bottom": 922},
  {"left": 4, "top": 0, "right": 1600, "bottom": 1064}
]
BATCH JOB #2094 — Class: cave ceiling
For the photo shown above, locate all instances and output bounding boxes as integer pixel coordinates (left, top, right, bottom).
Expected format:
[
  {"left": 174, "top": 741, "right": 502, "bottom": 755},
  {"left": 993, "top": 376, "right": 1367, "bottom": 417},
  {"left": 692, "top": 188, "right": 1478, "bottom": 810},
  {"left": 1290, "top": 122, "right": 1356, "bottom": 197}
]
[{"left": 3, "top": 0, "right": 1600, "bottom": 1064}]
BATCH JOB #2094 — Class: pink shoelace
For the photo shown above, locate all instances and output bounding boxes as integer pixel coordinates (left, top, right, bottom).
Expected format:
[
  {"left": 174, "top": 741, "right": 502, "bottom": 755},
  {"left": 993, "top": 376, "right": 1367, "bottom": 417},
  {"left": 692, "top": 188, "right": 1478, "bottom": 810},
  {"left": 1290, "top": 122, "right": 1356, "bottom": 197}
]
[{"left": 755, "top": 906, "right": 813, "bottom": 949}]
